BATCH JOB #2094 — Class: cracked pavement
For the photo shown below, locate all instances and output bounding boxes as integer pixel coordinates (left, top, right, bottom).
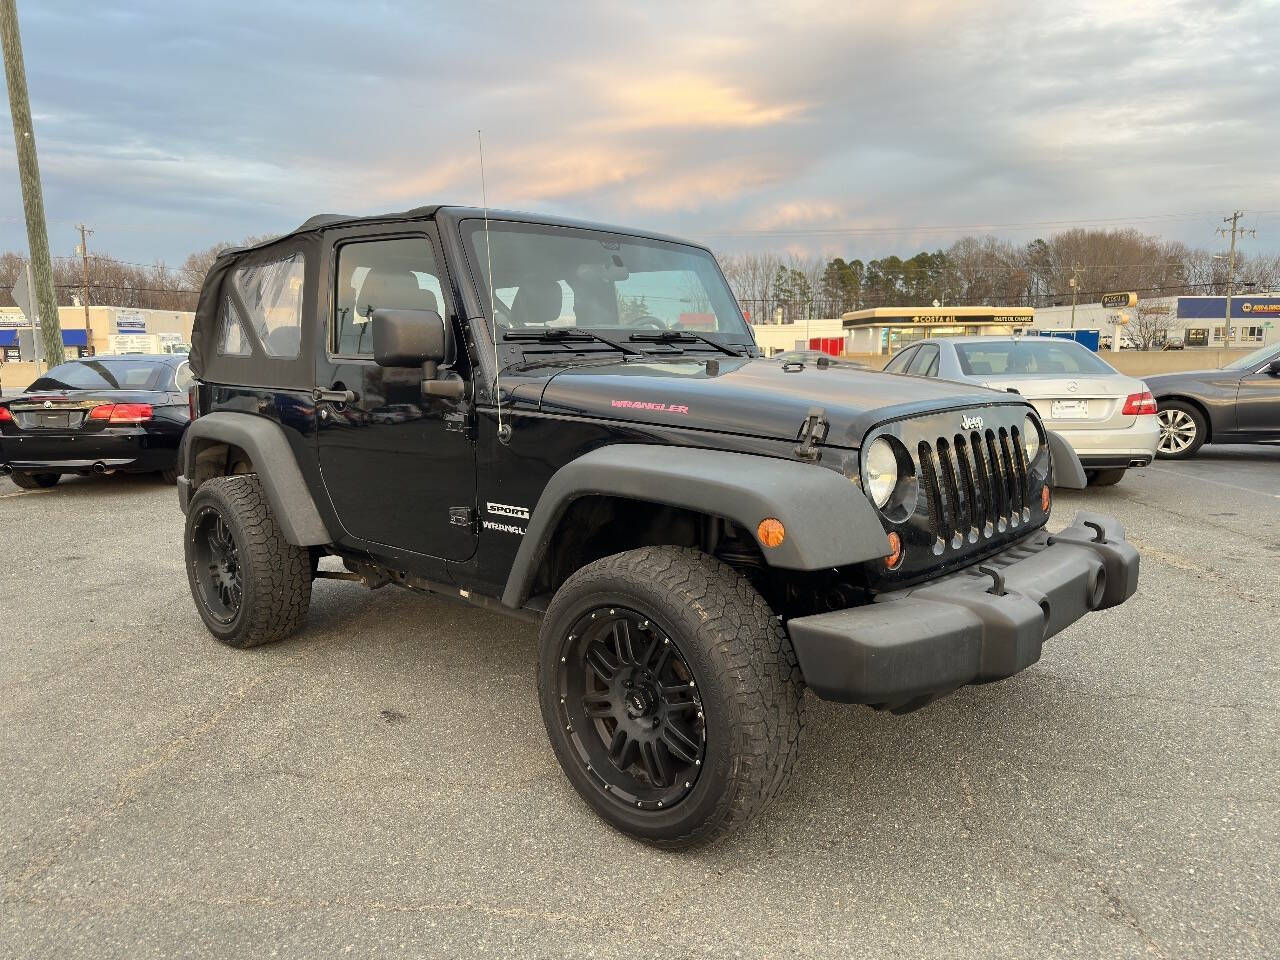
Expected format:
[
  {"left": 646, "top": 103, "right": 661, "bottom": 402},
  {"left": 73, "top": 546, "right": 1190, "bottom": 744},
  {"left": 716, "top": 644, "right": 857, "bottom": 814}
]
[{"left": 1, "top": 445, "right": 1277, "bottom": 958}]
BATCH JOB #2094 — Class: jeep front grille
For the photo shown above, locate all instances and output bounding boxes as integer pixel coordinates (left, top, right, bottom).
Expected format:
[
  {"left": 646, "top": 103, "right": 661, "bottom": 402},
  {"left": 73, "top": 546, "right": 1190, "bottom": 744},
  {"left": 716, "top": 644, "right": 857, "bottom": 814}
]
[{"left": 917, "top": 426, "right": 1031, "bottom": 555}]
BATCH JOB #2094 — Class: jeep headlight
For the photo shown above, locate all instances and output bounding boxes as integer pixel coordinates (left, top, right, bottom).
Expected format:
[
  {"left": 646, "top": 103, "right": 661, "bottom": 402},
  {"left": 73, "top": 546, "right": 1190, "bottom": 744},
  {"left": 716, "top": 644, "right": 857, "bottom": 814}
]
[
  {"left": 1022, "top": 414, "right": 1041, "bottom": 461},
  {"left": 862, "top": 437, "right": 898, "bottom": 508}
]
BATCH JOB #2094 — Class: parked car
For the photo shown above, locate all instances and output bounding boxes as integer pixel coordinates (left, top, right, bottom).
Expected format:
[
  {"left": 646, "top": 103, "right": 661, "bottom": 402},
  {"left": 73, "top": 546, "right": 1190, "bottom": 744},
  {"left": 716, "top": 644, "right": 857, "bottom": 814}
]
[
  {"left": 883, "top": 336, "right": 1159, "bottom": 486},
  {"left": 0, "top": 354, "right": 193, "bottom": 489},
  {"left": 1146, "top": 342, "right": 1280, "bottom": 458},
  {"left": 1161, "top": 338, "right": 1185, "bottom": 351},
  {"left": 770, "top": 349, "right": 864, "bottom": 368},
  {"left": 176, "top": 205, "right": 1139, "bottom": 847}
]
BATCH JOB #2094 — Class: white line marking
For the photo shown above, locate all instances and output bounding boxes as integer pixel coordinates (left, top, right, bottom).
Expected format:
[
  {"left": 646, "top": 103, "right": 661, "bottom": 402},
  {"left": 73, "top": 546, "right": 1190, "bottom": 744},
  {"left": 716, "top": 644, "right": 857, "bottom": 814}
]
[{"left": 1144, "top": 465, "right": 1280, "bottom": 498}]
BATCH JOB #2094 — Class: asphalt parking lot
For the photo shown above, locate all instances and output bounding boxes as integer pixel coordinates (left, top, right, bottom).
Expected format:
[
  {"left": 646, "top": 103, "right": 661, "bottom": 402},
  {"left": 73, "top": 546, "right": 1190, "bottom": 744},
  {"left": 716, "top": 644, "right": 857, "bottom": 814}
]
[{"left": 2, "top": 447, "right": 1277, "bottom": 959}]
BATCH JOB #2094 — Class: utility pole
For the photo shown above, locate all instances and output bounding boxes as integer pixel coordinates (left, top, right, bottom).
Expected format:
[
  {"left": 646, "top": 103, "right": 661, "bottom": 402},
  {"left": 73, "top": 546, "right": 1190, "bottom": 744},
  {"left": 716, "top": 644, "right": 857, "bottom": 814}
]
[
  {"left": 1069, "top": 262, "right": 1081, "bottom": 329},
  {"left": 0, "top": 0, "right": 64, "bottom": 366},
  {"left": 1216, "top": 211, "right": 1256, "bottom": 351},
  {"left": 76, "top": 222, "right": 93, "bottom": 354}
]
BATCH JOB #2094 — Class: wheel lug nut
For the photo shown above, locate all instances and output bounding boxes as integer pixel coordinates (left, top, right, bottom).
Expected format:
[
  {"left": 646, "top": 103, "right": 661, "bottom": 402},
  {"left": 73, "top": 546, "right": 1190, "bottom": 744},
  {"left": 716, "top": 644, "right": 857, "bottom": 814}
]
[{"left": 684, "top": 781, "right": 691, "bottom": 789}]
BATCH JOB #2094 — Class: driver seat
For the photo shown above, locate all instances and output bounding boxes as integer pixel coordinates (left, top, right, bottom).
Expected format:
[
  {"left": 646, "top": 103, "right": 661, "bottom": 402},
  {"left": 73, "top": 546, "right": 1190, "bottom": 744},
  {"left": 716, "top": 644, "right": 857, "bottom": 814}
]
[{"left": 509, "top": 279, "right": 563, "bottom": 327}]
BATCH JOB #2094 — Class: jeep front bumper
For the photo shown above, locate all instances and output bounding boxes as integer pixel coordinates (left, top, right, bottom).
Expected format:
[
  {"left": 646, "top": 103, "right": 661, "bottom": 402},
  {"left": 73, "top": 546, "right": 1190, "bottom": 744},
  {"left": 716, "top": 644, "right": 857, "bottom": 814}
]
[{"left": 786, "top": 512, "right": 1139, "bottom": 708}]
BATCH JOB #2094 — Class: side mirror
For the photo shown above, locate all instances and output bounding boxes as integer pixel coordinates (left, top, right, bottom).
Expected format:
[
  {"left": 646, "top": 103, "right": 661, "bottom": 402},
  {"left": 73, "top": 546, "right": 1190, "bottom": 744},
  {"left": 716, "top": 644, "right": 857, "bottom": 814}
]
[
  {"left": 1268, "top": 358, "right": 1280, "bottom": 377},
  {"left": 371, "top": 308, "right": 447, "bottom": 368}
]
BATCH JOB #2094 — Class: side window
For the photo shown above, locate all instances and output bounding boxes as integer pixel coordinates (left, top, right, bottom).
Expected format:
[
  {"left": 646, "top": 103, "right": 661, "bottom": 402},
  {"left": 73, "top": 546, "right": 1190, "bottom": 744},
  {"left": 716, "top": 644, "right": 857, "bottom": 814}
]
[
  {"left": 907, "top": 344, "right": 939, "bottom": 376},
  {"left": 174, "top": 362, "right": 195, "bottom": 391},
  {"left": 217, "top": 297, "right": 252, "bottom": 356},
  {"left": 231, "top": 253, "right": 305, "bottom": 358},
  {"left": 884, "top": 346, "right": 917, "bottom": 373},
  {"left": 334, "top": 237, "right": 444, "bottom": 357}
]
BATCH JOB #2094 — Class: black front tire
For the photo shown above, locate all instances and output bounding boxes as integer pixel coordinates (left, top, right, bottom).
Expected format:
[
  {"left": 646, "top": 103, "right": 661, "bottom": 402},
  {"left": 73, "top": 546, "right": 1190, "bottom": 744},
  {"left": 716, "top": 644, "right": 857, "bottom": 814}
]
[
  {"left": 9, "top": 471, "right": 59, "bottom": 489},
  {"left": 184, "top": 475, "right": 312, "bottom": 648},
  {"left": 537, "top": 546, "right": 805, "bottom": 849},
  {"left": 1086, "top": 468, "right": 1126, "bottom": 486}
]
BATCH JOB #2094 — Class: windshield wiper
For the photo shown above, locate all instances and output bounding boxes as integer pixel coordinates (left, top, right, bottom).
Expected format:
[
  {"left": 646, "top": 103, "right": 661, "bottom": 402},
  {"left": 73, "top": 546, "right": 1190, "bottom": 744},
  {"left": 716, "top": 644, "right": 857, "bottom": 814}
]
[
  {"left": 504, "top": 328, "right": 643, "bottom": 357},
  {"left": 627, "top": 330, "right": 745, "bottom": 356}
]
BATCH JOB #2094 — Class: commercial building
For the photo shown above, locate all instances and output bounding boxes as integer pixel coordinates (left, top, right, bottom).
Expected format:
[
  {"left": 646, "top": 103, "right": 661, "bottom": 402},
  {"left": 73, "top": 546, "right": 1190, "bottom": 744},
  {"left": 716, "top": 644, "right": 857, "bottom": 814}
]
[
  {"left": 0, "top": 305, "right": 194, "bottom": 364},
  {"left": 840, "top": 306, "right": 1035, "bottom": 355},
  {"left": 1031, "top": 295, "right": 1280, "bottom": 349}
]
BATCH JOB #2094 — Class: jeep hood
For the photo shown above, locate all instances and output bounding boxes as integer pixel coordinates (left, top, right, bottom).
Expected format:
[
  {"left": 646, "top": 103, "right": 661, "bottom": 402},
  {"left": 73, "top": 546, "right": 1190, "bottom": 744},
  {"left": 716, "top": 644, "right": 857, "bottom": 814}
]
[{"left": 537, "top": 356, "right": 1024, "bottom": 448}]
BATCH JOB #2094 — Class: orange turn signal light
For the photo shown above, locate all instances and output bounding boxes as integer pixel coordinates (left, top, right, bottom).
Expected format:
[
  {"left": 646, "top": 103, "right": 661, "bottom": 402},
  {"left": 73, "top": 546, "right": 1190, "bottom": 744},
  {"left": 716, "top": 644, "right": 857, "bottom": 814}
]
[
  {"left": 757, "top": 518, "right": 786, "bottom": 548},
  {"left": 1040, "top": 484, "right": 1050, "bottom": 512},
  {"left": 884, "top": 531, "right": 903, "bottom": 569}
]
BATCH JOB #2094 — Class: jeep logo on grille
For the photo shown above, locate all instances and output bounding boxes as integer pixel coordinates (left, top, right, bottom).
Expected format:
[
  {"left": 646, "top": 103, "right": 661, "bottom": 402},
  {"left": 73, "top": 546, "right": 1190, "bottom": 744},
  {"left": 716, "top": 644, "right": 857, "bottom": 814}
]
[{"left": 961, "top": 414, "right": 984, "bottom": 430}]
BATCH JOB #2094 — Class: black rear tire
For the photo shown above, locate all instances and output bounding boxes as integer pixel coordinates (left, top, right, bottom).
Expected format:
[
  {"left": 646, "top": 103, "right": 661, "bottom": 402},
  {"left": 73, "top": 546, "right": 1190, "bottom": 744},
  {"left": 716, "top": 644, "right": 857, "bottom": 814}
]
[
  {"left": 9, "top": 471, "right": 59, "bottom": 489},
  {"left": 184, "top": 474, "right": 312, "bottom": 648},
  {"left": 1086, "top": 468, "right": 1126, "bottom": 486},
  {"left": 1156, "top": 400, "right": 1206, "bottom": 459},
  {"left": 537, "top": 546, "right": 805, "bottom": 849}
]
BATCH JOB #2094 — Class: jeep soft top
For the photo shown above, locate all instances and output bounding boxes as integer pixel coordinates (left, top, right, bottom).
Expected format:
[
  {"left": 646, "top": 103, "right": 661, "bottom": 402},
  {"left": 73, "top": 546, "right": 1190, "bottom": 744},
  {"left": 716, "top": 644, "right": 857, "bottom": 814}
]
[{"left": 177, "top": 205, "right": 1138, "bottom": 847}]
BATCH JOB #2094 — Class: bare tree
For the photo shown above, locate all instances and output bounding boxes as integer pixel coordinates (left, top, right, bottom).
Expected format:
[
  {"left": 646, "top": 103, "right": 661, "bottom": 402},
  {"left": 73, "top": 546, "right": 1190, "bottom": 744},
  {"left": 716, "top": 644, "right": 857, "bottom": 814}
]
[{"left": 1128, "top": 301, "right": 1177, "bottom": 351}]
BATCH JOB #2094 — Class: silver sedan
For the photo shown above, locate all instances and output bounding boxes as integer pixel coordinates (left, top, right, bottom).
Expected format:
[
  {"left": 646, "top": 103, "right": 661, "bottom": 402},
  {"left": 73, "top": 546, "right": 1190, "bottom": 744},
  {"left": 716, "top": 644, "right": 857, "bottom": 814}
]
[{"left": 881, "top": 336, "right": 1160, "bottom": 486}]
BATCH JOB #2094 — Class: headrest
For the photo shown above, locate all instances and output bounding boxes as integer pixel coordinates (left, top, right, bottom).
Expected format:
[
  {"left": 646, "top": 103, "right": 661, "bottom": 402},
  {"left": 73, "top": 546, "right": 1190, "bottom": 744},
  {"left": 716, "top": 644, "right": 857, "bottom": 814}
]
[
  {"left": 356, "top": 270, "right": 439, "bottom": 317},
  {"left": 510, "top": 279, "right": 562, "bottom": 327}
]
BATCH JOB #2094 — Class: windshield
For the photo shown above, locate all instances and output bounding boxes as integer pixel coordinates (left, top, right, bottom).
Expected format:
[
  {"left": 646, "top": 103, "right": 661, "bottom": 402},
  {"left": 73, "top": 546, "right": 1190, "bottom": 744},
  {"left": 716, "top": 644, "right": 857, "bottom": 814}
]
[
  {"left": 26, "top": 358, "right": 165, "bottom": 392},
  {"left": 463, "top": 220, "right": 748, "bottom": 337},
  {"left": 1223, "top": 342, "right": 1280, "bottom": 370},
  {"left": 955, "top": 340, "right": 1116, "bottom": 377}
]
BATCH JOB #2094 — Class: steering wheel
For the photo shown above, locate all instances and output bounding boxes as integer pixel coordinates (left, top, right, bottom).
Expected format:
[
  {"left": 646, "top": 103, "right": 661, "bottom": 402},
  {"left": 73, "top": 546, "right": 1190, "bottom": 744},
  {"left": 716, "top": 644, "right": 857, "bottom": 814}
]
[{"left": 623, "top": 314, "right": 668, "bottom": 330}]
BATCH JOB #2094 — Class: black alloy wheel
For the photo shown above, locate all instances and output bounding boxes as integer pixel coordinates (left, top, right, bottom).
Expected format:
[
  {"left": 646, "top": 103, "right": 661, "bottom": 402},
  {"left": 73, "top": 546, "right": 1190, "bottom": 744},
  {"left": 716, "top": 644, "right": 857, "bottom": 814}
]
[
  {"left": 183, "top": 474, "right": 312, "bottom": 647},
  {"left": 191, "top": 506, "right": 242, "bottom": 624},
  {"left": 556, "top": 607, "right": 706, "bottom": 811},
  {"left": 537, "top": 546, "right": 805, "bottom": 848}
]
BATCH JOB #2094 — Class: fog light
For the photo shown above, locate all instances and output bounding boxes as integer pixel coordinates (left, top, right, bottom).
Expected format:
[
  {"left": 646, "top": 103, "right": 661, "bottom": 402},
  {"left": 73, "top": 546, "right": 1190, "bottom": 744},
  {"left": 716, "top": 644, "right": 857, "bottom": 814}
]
[
  {"left": 884, "top": 531, "right": 903, "bottom": 569},
  {"left": 757, "top": 518, "right": 785, "bottom": 549},
  {"left": 1040, "top": 485, "right": 1050, "bottom": 512}
]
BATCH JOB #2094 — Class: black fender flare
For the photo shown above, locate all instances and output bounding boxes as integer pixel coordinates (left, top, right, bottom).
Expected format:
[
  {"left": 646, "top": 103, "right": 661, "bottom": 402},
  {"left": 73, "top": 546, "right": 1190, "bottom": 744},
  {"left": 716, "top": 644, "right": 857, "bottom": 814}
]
[
  {"left": 1047, "top": 430, "right": 1087, "bottom": 489},
  {"left": 500, "top": 444, "right": 888, "bottom": 609},
  {"left": 180, "top": 412, "right": 331, "bottom": 546}
]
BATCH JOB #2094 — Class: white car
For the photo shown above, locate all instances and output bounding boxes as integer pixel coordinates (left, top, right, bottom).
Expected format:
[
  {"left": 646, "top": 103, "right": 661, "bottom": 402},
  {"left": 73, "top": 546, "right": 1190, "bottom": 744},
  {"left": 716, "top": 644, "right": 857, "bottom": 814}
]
[{"left": 882, "top": 336, "right": 1160, "bottom": 486}]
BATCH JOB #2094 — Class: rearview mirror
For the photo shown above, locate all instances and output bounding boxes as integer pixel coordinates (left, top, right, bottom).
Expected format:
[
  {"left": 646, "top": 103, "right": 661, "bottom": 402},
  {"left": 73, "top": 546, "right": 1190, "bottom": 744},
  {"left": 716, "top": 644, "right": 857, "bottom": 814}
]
[{"left": 371, "top": 308, "right": 447, "bottom": 368}]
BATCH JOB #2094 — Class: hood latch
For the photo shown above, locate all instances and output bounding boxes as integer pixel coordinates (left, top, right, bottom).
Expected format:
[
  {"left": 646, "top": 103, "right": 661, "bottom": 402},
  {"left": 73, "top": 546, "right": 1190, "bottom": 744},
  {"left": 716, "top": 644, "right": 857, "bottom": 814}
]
[{"left": 795, "top": 407, "right": 829, "bottom": 461}]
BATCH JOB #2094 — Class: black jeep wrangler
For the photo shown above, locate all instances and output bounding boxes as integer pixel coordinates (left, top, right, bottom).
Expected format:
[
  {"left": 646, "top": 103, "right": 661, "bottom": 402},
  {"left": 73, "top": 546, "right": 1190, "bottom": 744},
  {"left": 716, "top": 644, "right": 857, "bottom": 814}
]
[{"left": 178, "top": 206, "right": 1139, "bottom": 847}]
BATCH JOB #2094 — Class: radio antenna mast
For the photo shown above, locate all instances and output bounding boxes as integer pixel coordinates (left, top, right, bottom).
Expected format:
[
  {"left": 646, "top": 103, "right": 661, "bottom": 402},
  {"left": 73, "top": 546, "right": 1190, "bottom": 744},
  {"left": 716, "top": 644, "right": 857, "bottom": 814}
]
[{"left": 477, "top": 129, "right": 507, "bottom": 442}]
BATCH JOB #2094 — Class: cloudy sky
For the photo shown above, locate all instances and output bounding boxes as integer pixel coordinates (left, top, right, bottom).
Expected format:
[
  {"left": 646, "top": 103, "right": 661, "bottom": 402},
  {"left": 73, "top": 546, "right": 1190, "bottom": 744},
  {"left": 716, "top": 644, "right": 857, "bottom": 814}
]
[{"left": 3, "top": 0, "right": 1278, "bottom": 269}]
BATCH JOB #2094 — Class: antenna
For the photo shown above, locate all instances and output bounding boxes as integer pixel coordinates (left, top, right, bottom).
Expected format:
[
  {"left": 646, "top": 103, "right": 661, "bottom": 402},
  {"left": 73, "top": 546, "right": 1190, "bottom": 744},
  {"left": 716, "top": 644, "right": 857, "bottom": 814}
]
[{"left": 477, "top": 130, "right": 509, "bottom": 442}]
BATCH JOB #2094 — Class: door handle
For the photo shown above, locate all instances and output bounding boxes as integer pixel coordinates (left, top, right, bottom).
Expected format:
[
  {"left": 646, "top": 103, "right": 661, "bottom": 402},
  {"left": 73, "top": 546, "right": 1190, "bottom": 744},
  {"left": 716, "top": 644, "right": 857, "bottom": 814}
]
[{"left": 313, "top": 387, "right": 357, "bottom": 404}]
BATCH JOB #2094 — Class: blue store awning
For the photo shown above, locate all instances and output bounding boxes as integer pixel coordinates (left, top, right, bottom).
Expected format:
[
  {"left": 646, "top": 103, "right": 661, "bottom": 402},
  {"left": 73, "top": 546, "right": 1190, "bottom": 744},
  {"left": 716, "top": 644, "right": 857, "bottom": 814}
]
[{"left": 0, "top": 330, "right": 16, "bottom": 346}]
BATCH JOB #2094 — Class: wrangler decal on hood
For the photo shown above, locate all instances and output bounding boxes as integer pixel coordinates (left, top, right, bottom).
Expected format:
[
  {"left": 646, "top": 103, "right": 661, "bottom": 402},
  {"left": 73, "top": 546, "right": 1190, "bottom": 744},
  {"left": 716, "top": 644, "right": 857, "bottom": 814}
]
[{"left": 610, "top": 400, "right": 690, "bottom": 414}]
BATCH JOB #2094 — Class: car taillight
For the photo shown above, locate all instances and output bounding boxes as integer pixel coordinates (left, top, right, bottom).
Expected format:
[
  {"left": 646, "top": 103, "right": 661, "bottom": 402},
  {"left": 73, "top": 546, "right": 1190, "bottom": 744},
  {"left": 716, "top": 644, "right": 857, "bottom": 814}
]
[
  {"left": 1121, "top": 391, "right": 1157, "bottom": 415},
  {"left": 88, "top": 403, "right": 153, "bottom": 424},
  {"left": 0, "top": 405, "right": 11, "bottom": 423},
  {"left": 188, "top": 387, "right": 197, "bottom": 421}
]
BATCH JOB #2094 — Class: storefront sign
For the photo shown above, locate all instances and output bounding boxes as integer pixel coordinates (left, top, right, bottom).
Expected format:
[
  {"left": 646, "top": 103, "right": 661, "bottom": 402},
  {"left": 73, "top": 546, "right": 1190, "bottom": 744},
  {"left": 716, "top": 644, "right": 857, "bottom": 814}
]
[
  {"left": 1178, "top": 297, "right": 1280, "bottom": 319},
  {"left": 1101, "top": 292, "right": 1137, "bottom": 309},
  {"left": 115, "top": 311, "right": 147, "bottom": 334}
]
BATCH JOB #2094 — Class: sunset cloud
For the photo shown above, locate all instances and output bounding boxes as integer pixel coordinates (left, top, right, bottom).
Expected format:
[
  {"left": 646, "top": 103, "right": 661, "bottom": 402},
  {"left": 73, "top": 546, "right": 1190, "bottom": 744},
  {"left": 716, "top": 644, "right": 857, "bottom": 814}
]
[{"left": 2, "top": 0, "right": 1276, "bottom": 265}]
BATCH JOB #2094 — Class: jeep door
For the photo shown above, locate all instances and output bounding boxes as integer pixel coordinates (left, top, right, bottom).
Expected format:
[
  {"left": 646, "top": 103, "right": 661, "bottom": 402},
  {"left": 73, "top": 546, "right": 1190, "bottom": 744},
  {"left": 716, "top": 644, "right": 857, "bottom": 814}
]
[{"left": 314, "top": 228, "right": 478, "bottom": 561}]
